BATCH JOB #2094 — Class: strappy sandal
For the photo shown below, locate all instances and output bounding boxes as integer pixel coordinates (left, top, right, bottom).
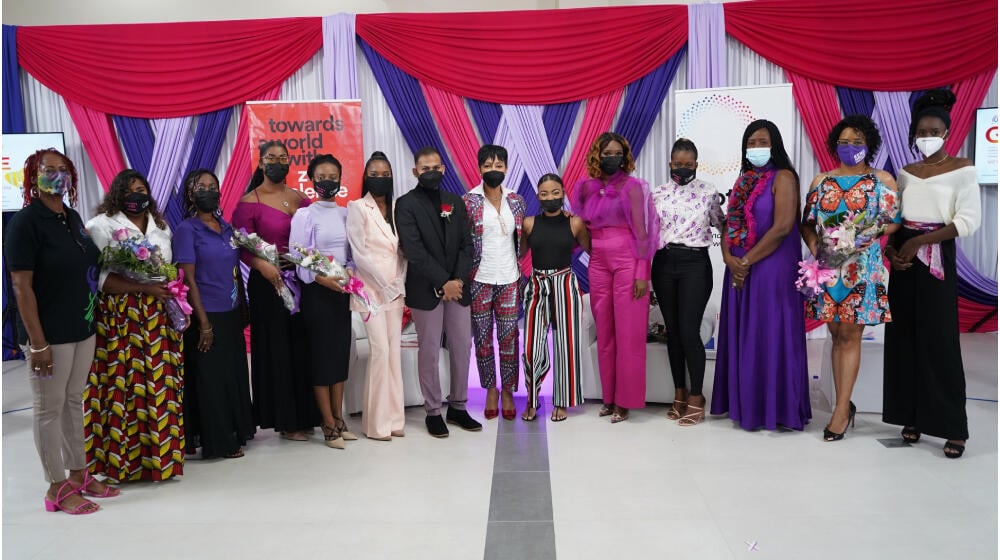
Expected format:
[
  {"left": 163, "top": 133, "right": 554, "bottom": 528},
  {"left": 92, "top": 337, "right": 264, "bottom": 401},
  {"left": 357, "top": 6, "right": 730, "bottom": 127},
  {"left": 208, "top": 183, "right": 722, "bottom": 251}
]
[
  {"left": 550, "top": 407, "right": 568, "bottom": 422},
  {"left": 678, "top": 404, "right": 705, "bottom": 426},
  {"left": 901, "top": 426, "right": 921, "bottom": 444},
  {"left": 599, "top": 404, "right": 615, "bottom": 417},
  {"left": 610, "top": 407, "right": 629, "bottom": 424},
  {"left": 73, "top": 472, "right": 120, "bottom": 498},
  {"left": 280, "top": 431, "right": 308, "bottom": 442},
  {"left": 224, "top": 448, "right": 245, "bottom": 459},
  {"left": 944, "top": 440, "right": 966, "bottom": 459},
  {"left": 334, "top": 417, "right": 359, "bottom": 441},
  {"left": 667, "top": 400, "right": 687, "bottom": 420},
  {"left": 521, "top": 407, "right": 538, "bottom": 422},
  {"left": 322, "top": 424, "right": 346, "bottom": 450},
  {"left": 44, "top": 480, "right": 99, "bottom": 515}
]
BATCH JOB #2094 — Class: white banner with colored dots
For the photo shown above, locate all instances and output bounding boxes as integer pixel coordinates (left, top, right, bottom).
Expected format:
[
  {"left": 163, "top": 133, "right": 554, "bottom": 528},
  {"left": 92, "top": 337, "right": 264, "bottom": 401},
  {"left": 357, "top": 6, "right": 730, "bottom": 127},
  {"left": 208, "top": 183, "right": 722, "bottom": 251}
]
[{"left": 673, "top": 84, "right": 795, "bottom": 345}]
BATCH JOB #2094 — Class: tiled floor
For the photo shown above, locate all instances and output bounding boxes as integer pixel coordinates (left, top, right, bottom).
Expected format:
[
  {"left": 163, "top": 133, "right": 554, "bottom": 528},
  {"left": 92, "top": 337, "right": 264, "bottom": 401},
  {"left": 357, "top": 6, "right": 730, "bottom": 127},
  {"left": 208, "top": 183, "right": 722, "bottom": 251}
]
[{"left": 2, "top": 334, "right": 996, "bottom": 559}]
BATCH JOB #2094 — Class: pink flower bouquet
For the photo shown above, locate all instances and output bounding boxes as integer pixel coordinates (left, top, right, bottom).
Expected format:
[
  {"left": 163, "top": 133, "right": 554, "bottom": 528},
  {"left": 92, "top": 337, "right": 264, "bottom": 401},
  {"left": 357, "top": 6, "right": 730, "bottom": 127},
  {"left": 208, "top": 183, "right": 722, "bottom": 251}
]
[{"left": 284, "top": 243, "right": 373, "bottom": 315}]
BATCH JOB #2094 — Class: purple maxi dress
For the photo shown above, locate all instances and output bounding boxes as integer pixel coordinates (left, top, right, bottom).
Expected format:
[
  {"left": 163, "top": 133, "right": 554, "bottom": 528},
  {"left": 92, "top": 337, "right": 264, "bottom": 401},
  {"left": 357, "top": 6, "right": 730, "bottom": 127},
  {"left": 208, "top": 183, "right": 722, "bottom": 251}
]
[{"left": 710, "top": 170, "right": 811, "bottom": 430}]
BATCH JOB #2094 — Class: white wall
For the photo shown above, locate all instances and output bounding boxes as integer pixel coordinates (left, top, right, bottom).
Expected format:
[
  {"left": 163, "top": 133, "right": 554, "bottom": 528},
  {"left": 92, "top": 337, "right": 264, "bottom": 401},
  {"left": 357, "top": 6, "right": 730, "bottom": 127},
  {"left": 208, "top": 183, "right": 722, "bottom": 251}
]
[{"left": 2, "top": 0, "right": 738, "bottom": 26}]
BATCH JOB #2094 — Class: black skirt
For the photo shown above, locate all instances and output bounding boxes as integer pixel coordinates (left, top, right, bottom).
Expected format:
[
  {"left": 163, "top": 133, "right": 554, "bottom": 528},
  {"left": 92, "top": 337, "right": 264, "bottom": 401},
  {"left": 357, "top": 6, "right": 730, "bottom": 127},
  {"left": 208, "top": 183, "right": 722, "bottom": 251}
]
[
  {"left": 183, "top": 308, "right": 255, "bottom": 458},
  {"left": 883, "top": 228, "right": 968, "bottom": 440},
  {"left": 247, "top": 269, "right": 320, "bottom": 432},
  {"left": 298, "top": 281, "right": 352, "bottom": 386}
]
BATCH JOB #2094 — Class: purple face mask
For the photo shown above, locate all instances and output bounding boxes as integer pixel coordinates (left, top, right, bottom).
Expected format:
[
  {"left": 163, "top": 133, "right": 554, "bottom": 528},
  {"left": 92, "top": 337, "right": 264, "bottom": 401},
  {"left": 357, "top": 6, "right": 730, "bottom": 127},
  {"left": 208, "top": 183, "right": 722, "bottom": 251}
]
[{"left": 837, "top": 144, "right": 867, "bottom": 166}]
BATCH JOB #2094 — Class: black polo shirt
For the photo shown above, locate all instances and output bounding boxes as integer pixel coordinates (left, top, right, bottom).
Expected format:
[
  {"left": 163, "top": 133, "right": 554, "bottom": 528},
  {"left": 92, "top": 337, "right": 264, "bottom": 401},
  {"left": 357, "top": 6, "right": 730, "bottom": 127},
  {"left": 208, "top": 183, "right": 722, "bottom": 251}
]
[{"left": 4, "top": 199, "right": 100, "bottom": 345}]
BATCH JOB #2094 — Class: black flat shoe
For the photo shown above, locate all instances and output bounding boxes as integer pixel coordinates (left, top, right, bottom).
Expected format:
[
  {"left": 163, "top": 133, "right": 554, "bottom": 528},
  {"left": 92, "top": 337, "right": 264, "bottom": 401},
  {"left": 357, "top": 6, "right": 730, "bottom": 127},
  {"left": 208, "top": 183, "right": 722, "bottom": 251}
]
[
  {"left": 445, "top": 407, "right": 483, "bottom": 432},
  {"left": 901, "top": 426, "right": 921, "bottom": 444},
  {"left": 425, "top": 415, "right": 449, "bottom": 438},
  {"left": 944, "top": 440, "right": 966, "bottom": 459}
]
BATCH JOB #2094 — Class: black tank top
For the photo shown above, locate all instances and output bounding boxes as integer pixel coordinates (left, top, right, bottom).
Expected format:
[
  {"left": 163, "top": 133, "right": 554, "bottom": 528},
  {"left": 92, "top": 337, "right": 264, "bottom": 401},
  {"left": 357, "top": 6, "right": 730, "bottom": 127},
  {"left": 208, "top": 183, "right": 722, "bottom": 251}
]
[{"left": 528, "top": 213, "right": 575, "bottom": 270}]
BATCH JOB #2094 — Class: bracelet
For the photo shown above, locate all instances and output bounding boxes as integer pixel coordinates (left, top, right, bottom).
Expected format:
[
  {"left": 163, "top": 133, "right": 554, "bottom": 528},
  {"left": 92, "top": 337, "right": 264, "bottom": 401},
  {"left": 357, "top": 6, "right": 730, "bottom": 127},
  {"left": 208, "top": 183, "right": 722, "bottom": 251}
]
[
  {"left": 200, "top": 327, "right": 214, "bottom": 333},
  {"left": 29, "top": 344, "right": 50, "bottom": 353}
]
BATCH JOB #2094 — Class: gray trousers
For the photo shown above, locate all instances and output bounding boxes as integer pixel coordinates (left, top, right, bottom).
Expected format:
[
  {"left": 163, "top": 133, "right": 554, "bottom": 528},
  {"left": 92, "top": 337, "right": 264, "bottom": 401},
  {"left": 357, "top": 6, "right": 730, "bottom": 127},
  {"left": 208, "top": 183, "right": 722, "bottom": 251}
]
[
  {"left": 27, "top": 335, "right": 95, "bottom": 483},
  {"left": 411, "top": 301, "right": 472, "bottom": 415}
]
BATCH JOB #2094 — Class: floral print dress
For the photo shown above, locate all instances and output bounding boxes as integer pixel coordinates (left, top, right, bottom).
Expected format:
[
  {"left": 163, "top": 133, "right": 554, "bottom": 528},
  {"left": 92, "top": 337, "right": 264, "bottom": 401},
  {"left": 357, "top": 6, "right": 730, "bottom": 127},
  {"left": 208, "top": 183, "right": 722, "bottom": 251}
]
[{"left": 804, "top": 174, "right": 900, "bottom": 325}]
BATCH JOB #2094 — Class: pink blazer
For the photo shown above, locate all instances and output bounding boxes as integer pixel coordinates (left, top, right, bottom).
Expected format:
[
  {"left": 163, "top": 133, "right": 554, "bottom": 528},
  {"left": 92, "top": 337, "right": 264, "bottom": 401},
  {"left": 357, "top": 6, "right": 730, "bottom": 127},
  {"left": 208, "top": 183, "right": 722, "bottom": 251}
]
[{"left": 346, "top": 193, "right": 407, "bottom": 313}]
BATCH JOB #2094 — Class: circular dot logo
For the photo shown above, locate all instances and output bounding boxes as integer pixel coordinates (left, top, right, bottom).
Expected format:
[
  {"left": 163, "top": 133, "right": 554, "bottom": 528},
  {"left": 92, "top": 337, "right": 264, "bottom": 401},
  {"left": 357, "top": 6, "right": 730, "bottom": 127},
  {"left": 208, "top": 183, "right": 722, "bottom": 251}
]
[{"left": 677, "top": 94, "right": 755, "bottom": 176}]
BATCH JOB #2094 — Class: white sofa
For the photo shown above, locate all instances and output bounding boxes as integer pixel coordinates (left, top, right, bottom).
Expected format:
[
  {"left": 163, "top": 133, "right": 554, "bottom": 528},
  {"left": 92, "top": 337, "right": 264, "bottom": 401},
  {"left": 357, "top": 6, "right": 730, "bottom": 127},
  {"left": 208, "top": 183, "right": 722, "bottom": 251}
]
[{"left": 579, "top": 293, "right": 718, "bottom": 404}]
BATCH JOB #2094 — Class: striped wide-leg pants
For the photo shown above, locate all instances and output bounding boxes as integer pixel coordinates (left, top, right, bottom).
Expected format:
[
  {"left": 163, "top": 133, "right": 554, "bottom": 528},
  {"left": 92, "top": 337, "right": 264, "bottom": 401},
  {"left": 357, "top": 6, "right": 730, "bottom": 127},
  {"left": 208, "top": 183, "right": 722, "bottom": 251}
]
[{"left": 522, "top": 268, "right": 584, "bottom": 409}]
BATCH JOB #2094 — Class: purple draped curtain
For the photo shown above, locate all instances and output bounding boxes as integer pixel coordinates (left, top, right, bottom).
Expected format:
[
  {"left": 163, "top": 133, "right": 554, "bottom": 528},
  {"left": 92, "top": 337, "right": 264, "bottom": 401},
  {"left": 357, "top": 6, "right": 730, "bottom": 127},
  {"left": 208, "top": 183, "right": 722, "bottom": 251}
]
[
  {"left": 615, "top": 47, "right": 685, "bottom": 158},
  {"left": 112, "top": 116, "right": 154, "bottom": 178},
  {"left": 164, "top": 107, "right": 233, "bottom": 227},
  {"left": 467, "top": 98, "right": 503, "bottom": 146}
]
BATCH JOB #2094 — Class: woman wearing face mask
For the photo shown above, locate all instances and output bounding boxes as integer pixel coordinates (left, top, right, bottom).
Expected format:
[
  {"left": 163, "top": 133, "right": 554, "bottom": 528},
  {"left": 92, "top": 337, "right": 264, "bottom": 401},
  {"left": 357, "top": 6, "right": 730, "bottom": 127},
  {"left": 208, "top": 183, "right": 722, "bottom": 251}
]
[
  {"left": 711, "top": 120, "right": 811, "bottom": 431},
  {"left": 289, "top": 154, "right": 356, "bottom": 449},
  {"left": 520, "top": 174, "right": 590, "bottom": 422},
  {"left": 84, "top": 169, "right": 185, "bottom": 481},
  {"left": 649, "top": 138, "right": 724, "bottom": 426},
  {"left": 571, "top": 132, "right": 659, "bottom": 423},
  {"left": 346, "top": 151, "right": 407, "bottom": 440},
  {"left": 232, "top": 140, "right": 319, "bottom": 443},
  {"left": 463, "top": 145, "right": 527, "bottom": 420},
  {"left": 5, "top": 149, "right": 118, "bottom": 513},
  {"left": 801, "top": 116, "right": 900, "bottom": 442},
  {"left": 172, "top": 169, "right": 254, "bottom": 459},
  {"left": 883, "top": 89, "right": 980, "bottom": 459}
]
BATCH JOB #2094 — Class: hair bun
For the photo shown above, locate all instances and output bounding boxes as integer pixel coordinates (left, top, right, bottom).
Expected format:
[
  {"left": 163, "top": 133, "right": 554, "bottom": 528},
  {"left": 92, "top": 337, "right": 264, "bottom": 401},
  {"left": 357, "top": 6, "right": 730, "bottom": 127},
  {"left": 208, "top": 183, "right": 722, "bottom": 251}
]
[
  {"left": 914, "top": 88, "right": 956, "bottom": 114},
  {"left": 369, "top": 151, "right": 389, "bottom": 161}
]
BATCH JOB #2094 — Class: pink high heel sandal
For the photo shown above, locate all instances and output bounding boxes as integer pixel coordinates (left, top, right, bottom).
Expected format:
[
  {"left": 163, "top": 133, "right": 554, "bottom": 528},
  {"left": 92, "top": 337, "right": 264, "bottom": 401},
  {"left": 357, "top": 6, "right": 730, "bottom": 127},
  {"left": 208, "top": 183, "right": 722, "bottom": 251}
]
[
  {"left": 74, "top": 472, "right": 120, "bottom": 498},
  {"left": 44, "top": 480, "right": 100, "bottom": 515}
]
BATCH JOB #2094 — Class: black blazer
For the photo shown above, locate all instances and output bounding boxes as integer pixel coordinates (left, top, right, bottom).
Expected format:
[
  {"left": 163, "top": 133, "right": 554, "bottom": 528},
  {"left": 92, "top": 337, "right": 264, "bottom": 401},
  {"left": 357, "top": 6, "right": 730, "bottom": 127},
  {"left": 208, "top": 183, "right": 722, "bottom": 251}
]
[{"left": 394, "top": 187, "right": 473, "bottom": 310}]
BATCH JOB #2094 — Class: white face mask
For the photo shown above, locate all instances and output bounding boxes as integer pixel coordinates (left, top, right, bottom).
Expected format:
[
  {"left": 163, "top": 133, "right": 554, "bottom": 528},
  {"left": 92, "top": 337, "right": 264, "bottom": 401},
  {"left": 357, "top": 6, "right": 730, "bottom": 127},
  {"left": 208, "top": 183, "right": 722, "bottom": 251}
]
[
  {"left": 746, "top": 147, "right": 772, "bottom": 168},
  {"left": 915, "top": 135, "right": 946, "bottom": 158}
]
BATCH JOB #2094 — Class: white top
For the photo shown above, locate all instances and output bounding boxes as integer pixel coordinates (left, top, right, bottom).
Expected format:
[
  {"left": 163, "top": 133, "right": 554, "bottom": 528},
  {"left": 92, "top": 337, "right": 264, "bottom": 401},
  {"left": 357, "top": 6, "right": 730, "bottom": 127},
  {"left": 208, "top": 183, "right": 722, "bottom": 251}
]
[
  {"left": 898, "top": 166, "right": 981, "bottom": 237},
  {"left": 471, "top": 185, "right": 519, "bottom": 285},
  {"left": 650, "top": 178, "right": 724, "bottom": 248},
  {"left": 86, "top": 212, "right": 172, "bottom": 290}
]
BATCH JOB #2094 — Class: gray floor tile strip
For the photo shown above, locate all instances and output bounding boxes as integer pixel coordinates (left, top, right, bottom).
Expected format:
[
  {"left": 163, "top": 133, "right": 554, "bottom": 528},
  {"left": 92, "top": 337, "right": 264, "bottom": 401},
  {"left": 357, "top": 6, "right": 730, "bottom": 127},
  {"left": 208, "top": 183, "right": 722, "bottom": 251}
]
[{"left": 484, "top": 396, "right": 557, "bottom": 560}]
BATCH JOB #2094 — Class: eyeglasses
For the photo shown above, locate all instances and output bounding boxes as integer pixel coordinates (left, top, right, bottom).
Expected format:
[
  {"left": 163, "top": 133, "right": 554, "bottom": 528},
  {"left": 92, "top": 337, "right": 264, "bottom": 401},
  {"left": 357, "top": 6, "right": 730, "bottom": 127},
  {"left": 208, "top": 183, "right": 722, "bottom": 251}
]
[
  {"left": 836, "top": 140, "right": 866, "bottom": 147},
  {"left": 262, "top": 154, "right": 289, "bottom": 164}
]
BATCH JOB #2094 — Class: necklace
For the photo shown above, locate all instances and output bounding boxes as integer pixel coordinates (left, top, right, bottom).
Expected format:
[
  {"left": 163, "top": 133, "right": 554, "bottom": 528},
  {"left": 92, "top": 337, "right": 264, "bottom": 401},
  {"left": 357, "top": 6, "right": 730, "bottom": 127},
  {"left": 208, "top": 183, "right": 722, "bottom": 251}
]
[{"left": 922, "top": 154, "right": 949, "bottom": 166}]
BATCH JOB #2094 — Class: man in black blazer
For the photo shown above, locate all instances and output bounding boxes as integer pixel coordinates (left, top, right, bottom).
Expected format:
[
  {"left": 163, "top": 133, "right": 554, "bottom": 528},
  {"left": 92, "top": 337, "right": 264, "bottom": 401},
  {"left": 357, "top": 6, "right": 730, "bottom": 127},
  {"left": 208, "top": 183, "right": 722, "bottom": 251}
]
[{"left": 395, "top": 146, "right": 482, "bottom": 438}]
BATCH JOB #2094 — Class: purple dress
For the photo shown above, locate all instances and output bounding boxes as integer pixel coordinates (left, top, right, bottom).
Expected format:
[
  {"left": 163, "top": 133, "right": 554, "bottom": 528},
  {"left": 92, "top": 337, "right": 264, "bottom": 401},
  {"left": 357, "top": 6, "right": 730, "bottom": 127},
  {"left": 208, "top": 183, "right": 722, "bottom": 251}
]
[{"left": 710, "top": 169, "right": 811, "bottom": 430}]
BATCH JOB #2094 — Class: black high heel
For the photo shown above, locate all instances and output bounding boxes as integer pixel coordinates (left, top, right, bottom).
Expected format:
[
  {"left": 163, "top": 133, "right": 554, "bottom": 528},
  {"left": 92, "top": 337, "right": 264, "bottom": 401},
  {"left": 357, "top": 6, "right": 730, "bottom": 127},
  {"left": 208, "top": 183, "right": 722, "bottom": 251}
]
[
  {"left": 823, "top": 401, "right": 856, "bottom": 442},
  {"left": 901, "top": 426, "right": 921, "bottom": 444}
]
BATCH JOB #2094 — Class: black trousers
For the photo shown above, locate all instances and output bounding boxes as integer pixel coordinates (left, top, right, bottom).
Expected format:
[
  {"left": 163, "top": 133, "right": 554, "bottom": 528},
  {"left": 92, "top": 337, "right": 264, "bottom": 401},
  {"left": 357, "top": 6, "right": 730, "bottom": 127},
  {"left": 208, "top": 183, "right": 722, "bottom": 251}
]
[{"left": 651, "top": 246, "right": 713, "bottom": 395}]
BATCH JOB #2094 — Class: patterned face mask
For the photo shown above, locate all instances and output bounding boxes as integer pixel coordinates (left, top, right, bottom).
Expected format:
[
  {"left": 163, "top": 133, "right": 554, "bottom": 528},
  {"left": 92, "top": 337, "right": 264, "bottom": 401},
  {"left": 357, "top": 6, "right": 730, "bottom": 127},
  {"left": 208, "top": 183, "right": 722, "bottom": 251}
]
[{"left": 37, "top": 170, "right": 71, "bottom": 196}]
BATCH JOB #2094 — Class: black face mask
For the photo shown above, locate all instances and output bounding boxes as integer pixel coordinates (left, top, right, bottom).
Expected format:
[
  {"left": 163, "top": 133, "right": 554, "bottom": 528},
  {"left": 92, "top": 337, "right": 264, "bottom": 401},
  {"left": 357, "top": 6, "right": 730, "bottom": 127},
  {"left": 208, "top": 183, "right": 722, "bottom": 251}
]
[
  {"left": 418, "top": 170, "right": 443, "bottom": 191},
  {"left": 123, "top": 191, "right": 151, "bottom": 215},
  {"left": 539, "top": 197, "right": 564, "bottom": 213},
  {"left": 314, "top": 180, "right": 340, "bottom": 199},
  {"left": 364, "top": 176, "right": 394, "bottom": 197},
  {"left": 193, "top": 190, "right": 220, "bottom": 213},
  {"left": 599, "top": 155, "right": 623, "bottom": 176},
  {"left": 263, "top": 163, "right": 290, "bottom": 184},
  {"left": 482, "top": 170, "right": 505, "bottom": 188},
  {"left": 670, "top": 168, "right": 697, "bottom": 186}
]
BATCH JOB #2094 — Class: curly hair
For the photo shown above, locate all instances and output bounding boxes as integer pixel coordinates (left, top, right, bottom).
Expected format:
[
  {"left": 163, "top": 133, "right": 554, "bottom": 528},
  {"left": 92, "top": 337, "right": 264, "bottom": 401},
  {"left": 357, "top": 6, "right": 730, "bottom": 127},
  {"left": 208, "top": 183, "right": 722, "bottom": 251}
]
[
  {"left": 96, "top": 169, "right": 167, "bottom": 229},
  {"left": 586, "top": 132, "right": 636, "bottom": 178},
  {"left": 908, "top": 88, "right": 956, "bottom": 150},
  {"left": 826, "top": 114, "right": 882, "bottom": 166},
  {"left": 181, "top": 168, "right": 221, "bottom": 217},
  {"left": 22, "top": 148, "right": 79, "bottom": 209}
]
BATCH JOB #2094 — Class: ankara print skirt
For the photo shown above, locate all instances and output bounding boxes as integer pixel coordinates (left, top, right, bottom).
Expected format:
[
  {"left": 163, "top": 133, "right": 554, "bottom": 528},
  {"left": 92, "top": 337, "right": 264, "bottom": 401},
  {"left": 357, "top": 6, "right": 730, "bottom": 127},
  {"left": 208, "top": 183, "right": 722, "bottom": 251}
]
[{"left": 84, "top": 293, "right": 185, "bottom": 482}]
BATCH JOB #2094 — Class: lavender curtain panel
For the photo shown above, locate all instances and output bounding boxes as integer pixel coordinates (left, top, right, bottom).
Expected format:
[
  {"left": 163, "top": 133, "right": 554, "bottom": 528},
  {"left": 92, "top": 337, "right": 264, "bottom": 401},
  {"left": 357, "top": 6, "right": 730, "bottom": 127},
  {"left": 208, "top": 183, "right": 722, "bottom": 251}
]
[
  {"left": 322, "top": 14, "right": 359, "bottom": 100},
  {"left": 957, "top": 245, "right": 999, "bottom": 304},
  {"left": 112, "top": 116, "right": 154, "bottom": 178},
  {"left": 359, "top": 37, "right": 465, "bottom": 195},
  {"left": 687, "top": 4, "right": 726, "bottom": 89},
  {"left": 873, "top": 91, "right": 921, "bottom": 171},
  {"left": 542, "top": 102, "right": 581, "bottom": 167},
  {"left": 147, "top": 117, "right": 194, "bottom": 210},
  {"left": 164, "top": 107, "right": 233, "bottom": 227}
]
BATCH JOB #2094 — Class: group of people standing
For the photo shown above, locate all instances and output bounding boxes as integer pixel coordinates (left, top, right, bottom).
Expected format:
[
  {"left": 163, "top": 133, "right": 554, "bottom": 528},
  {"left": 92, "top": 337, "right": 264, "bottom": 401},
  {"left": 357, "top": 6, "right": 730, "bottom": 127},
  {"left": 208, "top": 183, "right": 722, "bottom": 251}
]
[{"left": 5, "top": 88, "right": 980, "bottom": 516}]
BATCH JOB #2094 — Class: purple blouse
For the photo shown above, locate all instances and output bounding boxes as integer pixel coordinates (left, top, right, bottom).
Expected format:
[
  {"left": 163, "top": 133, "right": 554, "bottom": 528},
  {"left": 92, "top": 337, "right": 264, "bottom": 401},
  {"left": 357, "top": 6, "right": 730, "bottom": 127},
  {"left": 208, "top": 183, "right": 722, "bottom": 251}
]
[
  {"left": 288, "top": 201, "right": 353, "bottom": 284},
  {"left": 172, "top": 216, "right": 239, "bottom": 313},
  {"left": 230, "top": 197, "right": 310, "bottom": 265},
  {"left": 571, "top": 171, "right": 659, "bottom": 277}
]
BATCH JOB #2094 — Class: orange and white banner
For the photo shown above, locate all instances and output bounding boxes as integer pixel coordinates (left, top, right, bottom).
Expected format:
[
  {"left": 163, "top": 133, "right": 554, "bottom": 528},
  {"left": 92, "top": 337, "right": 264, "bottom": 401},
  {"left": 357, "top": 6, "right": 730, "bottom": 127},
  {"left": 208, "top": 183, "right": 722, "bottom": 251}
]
[{"left": 247, "top": 100, "right": 364, "bottom": 205}]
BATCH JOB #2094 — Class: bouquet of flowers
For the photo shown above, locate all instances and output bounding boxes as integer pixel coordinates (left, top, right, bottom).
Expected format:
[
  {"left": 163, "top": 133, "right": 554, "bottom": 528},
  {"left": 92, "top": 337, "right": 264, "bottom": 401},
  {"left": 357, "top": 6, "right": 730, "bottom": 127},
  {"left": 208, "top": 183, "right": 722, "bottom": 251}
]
[
  {"left": 284, "top": 243, "right": 373, "bottom": 315},
  {"left": 100, "top": 228, "right": 191, "bottom": 330},
  {"left": 230, "top": 228, "right": 298, "bottom": 313}
]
